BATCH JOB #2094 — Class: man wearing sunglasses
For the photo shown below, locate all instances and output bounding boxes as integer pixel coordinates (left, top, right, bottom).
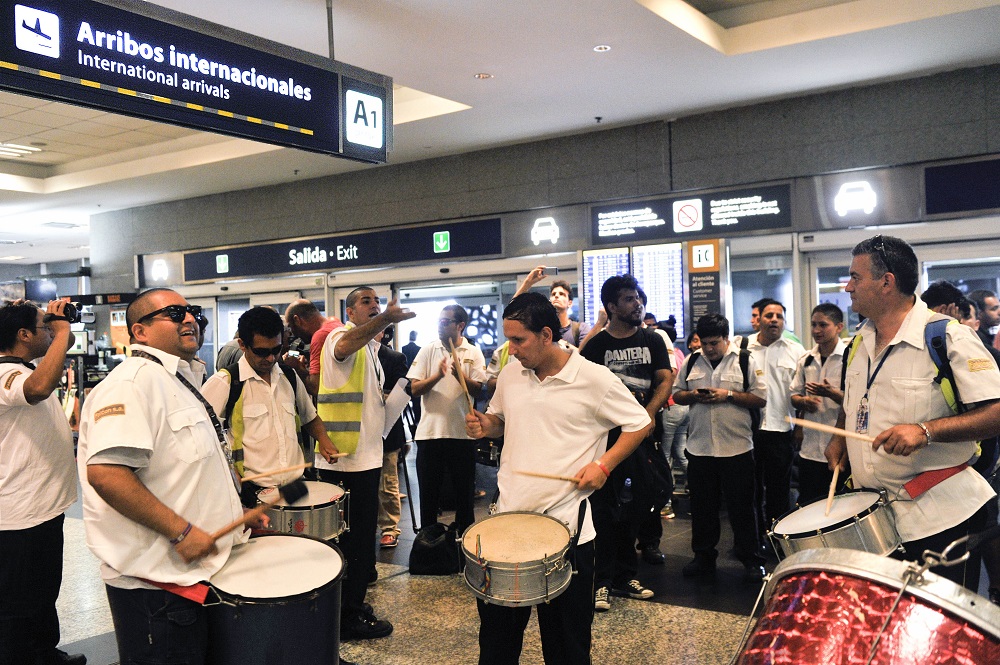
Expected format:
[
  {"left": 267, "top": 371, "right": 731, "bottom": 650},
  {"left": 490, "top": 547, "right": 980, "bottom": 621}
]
[
  {"left": 828, "top": 235, "right": 1000, "bottom": 592},
  {"left": 201, "top": 307, "right": 339, "bottom": 506},
  {"left": 0, "top": 299, "right": 85, "bottom": 665},
  {"left": 78, "top": 288, "right": 260, "bottom": 664}
]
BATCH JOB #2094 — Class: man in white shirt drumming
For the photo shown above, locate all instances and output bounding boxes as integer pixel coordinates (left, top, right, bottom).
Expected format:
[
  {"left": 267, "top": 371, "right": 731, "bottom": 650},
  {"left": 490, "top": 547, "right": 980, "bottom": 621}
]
[{"left": 466, "top": 293, "right": 650, "bottom": 665}]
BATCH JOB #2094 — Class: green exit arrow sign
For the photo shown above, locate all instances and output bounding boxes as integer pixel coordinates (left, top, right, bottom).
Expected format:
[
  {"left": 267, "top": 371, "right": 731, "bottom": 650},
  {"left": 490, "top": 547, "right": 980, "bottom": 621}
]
[{"left": 433, "top": 231, "right": 451, "bottom": 253}]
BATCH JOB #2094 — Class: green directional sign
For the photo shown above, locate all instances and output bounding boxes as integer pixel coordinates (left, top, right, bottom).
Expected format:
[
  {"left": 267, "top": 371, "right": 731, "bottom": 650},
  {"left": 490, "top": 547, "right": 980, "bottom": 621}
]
[{"left": 433, "top": 231, "right": 451, "bottom": 253}]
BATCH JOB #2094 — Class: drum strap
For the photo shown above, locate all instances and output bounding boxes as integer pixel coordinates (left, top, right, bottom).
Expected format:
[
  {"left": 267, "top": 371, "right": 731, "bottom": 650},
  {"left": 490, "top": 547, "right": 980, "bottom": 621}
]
[
  {"left": 566, "top": 500, "right": 587, "bottom": 572},
  {"left": 140, "top": 578, "right": 212, "bottom": 604},
  {"left": 902, "top": 463, "right": 969, "bottom": 499}
]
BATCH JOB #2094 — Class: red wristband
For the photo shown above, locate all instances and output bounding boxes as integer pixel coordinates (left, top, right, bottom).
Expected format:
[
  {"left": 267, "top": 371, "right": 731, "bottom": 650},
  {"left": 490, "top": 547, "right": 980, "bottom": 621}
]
[{"left": 594, "top": 460, "right": 610, "bottom": 478}]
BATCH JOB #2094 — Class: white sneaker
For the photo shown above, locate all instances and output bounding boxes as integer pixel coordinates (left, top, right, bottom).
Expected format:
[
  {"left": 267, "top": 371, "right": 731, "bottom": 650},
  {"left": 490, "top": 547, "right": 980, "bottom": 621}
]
[
  {"left": 594, "top": 586, "right": 611, "bottom": 611},
  {"left": 623, "top": 579, "right": 654, "bottom": 599}
]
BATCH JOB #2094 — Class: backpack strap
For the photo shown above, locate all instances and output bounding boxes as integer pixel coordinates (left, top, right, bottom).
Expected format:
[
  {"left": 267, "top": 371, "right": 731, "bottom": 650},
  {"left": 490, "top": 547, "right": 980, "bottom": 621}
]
[
  {"left": 737, "top": 348, "right": 760, "bottom": 432},
  {"left": 684, "top": 351, "right": 700, "bottom": 381},
  {"left": 803, "top": 354, "right": 815, "bottom": 369},
  {"left": 925, "top": 317, "right": 963, "bottom": 414},
  {"left": 840, "top": 334, "right": 863, "bottom": 393},
  {"left": 571, "top": 321, "right": 581, "bottom": 346},
  {"left": 220, "top": 362, "right": 244, "bottom": 429}
]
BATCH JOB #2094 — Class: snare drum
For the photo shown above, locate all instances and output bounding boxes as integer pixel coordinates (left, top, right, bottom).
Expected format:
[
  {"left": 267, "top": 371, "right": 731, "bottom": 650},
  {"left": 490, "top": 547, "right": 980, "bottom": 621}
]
[
  {"left": 768, "top": 490, "right": 900, "bottom": 559},
  {"left": 258, "top": 480, "right": 348, "bottom": 540},
  {"left": 206, "top": 533, "right": 344, "bottom": 665},
  {"left": 462, "top": 512, "right": 572, "bottom": 607},
  {"left": 735, "top": 548, "right": 1000, "bottom": 664}
]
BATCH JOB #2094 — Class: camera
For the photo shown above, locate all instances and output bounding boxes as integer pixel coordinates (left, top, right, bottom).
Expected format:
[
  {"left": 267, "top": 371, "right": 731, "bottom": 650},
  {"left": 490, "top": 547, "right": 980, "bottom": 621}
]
[{"left": 43, "top": 301, "right": 82, "bottom": 324}]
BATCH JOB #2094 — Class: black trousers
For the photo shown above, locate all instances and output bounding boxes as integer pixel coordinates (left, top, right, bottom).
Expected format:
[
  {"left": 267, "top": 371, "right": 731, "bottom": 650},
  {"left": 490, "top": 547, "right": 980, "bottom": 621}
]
[
  {"left": 687, "top": 451, "right": 763, "bottom": 565},
  {"left": 898, "top": 503, "right": 989, "bottom": 592},
  {"left": 318, "top": 467, "right": 381, "bottom": 622},
  {"left": 477, "top": 541, "right": 594, "bottom": 665},
  {"left": 416, "top": 438, "right": 476, "bottom": 534},
  {"left": 589, "top": 482, "right": 640, "bottom": 589},
  {"left": 753, "top": 429, "right": 795, "bottom": 532},
  {"left": 0, "top": 514, "right": 65, "bottom": 665},
  {"left": 796, "top": 457, "right": 834, "bottom": 507},
  {"left": 106, "top": 586, "right": 208, "bottom": 665}
]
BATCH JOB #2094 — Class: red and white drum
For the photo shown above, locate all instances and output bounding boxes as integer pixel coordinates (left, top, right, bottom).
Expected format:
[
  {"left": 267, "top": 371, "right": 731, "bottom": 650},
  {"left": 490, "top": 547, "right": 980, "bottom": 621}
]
[
  {"left": 258, "top": 480, "right": 348, "bottom": 540},
  {"left": 735, "top": 548, "right": 1000, "bottom": 665}
]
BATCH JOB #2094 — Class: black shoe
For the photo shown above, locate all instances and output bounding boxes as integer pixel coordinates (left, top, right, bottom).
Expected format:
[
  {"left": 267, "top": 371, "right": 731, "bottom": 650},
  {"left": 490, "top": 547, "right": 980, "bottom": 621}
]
[
  {"left": 640, "top": 545, "right": 665, "bottom": 565},
  {"left": 743, "top": 564, "right": 766, "bottom": 583},
  {"left": 339, "top": 659, "right": 357, "bottom": 665},
  {"left": 682, "top": 558, "right": 716, "bottom": 578},
  {"left": 38, "top": 651, "right": 86, "bottom": 665},
  {"left": 341, "top": 612, "right": 393, "bottom": 641}
]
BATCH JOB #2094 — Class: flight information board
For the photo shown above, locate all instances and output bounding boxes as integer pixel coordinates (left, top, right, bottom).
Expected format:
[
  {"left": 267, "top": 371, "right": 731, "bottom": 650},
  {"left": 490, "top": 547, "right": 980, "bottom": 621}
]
[
  {"left": 632, "top": 243, "right": 685, "bottom": 340},
  {"left": 581, "top": 247, "right": 630, "bottom": 324}
]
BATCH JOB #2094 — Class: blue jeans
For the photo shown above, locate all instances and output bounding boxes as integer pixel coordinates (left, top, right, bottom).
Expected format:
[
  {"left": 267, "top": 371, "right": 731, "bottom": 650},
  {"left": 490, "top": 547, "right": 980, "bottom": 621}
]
[
  {"left": 660, "top": 405, "right": 689, "bottom": 477},
  {"left": 106, "top": 586, "right": 208, "bottom": 664}
]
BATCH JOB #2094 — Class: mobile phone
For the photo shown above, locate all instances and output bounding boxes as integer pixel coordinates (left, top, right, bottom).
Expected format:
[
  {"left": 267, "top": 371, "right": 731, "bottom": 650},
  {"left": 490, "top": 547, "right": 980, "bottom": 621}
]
[
  {"left": 696, "top": 388, "right": 712, "bottom": 395},
  {"left": 543, "top": 266, "right": 560, "bottom": 274},
  {"left": 286, "top": 350, "right": 301, "bottom": 358}
]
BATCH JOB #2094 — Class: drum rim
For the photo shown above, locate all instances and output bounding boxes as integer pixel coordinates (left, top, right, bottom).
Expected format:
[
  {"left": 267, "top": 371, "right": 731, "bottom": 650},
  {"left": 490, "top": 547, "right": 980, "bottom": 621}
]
[
  {"left": 464, "top": 564, "right": 574, "bottom": 607},
  {"left": 764, "top": 548, "right": 1000, "bottom": 638},
  {"left": 259, "top": 481, "right": 346, "bottom": 510},
  {"left": 770, "top": 490, "right": 883, "bottom": 537},
  {"left": 209, "top": 532, "right": 345, "bottom": 606},
  {"left": 461, "top": 511, "right": 572, "bottom": 563}
]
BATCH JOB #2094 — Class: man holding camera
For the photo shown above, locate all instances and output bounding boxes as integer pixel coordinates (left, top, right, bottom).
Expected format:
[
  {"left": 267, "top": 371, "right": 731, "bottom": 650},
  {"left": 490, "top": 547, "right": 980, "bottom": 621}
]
[{"left": 0, "top": 299, "right": 85, "bottom": 665}]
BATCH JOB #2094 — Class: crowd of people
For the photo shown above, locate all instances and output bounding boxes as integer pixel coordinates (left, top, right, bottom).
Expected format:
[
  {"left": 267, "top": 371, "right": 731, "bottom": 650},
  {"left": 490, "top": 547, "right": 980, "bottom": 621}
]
[{"left": 2, "top": 234, "right": 1000, "bottom": 665}]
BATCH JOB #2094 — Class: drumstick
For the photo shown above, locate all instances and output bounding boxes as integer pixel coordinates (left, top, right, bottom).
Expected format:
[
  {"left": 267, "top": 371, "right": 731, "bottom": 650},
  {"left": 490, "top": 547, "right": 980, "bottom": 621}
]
[
  {"left": 786, "top": 416, "right": 876, "bottom": 443},
  {"left": 515, "top": 469, "right": 580, "bottom": 484},
  {"left": 210, "top": 479, "right": 309, "bottom": 540},
  {"left": 448, "top": 338, "right": 475, "bottom": 415},
  {"left": 824, "top": 464, "right": 841, "bottom": 517},
  {"left": 239, "top": 458, "right": 346, "bottom": 484}
]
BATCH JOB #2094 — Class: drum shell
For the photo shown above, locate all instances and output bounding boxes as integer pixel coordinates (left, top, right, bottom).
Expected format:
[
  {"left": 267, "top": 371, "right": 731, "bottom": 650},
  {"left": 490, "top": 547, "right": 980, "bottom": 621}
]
[
  {"left": 768, "top": 491, "right": 900, "bottom": 559},
  {"left": 206, "top": 533, "right": 343, "bottom": 665},
  {"left": 262, "top": 482, "right": 349, "bottom": 541},
  {"left": 461, "top": 512, "right": 573, "bottom": 607},
  {"left": 736, "top": 548, "right": 1000, "bottom": 665}
]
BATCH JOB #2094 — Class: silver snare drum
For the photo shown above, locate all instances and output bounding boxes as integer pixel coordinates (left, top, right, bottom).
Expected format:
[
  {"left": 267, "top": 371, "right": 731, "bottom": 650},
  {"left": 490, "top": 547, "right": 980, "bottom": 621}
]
[
  {"left": 462, "top": 512, "right": 572, "bottom": 607},
  {"left": 258, "top": 480, "right": 349, "bottom": 541},
  {"left": 768, "top": 490, "right": 900, "bottom": 559}
]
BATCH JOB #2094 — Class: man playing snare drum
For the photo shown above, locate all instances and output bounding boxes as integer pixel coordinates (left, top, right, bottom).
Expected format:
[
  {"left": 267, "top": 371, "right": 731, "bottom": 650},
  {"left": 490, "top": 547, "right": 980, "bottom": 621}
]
[
  {"left": 466, "top": 293, "right": 650, "bottom": 665},
  {"left": 827, "top": 235, "right": 1000, "bottom": 590}
]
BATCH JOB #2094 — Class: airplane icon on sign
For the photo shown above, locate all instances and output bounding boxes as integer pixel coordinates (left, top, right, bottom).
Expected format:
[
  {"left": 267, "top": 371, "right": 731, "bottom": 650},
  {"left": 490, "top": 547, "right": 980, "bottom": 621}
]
[
  {"left": 14, "top": 5, "right": 61, "bottom": 58},
  {"left": 22, "top": 17, "right": 52, "bottom": 40}
]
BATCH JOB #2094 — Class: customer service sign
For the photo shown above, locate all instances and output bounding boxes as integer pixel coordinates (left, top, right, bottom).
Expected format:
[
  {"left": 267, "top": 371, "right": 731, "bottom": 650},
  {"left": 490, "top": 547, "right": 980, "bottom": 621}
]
[{"left": 0, "top": 0, "right": 390, "bottom": 162}]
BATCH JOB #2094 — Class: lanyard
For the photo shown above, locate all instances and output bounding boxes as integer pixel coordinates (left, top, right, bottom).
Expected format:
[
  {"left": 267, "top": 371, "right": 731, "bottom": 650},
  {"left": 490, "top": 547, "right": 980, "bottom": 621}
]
[
  {"left": 131, "top": 349, "right": 240, "bottom": 490},
  {"left": 864, "top": 344, "right": 895, "bottom": 397}
]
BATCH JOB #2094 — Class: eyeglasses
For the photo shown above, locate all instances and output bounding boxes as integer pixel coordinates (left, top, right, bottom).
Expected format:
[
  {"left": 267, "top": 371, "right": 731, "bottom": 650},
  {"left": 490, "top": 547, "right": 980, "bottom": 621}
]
[
  {"left": 871, "top": 234, "right": 892, "bottom": 275},
  {"left": 137, "top": 304, "right": 203, "bottom": 324},
  {"left": 438, "top": 318, "right": 459, "bottom": 326},
  {"left": 248, "top": 344, "right": 283, "bottom": 358}
]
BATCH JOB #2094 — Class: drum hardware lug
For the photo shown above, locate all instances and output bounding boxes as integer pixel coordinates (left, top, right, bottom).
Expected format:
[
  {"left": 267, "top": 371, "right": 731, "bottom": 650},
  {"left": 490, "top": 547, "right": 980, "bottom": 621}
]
[{"left": 202, "top": 586, "right": 223, "bottom": 607}]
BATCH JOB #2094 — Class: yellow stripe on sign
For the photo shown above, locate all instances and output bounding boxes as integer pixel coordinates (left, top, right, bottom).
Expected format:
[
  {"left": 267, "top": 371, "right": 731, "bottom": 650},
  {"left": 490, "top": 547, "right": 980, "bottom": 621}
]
[
  {"left": 218, "top": 110, "right": 234, "bottom": 117},
  {"left": 247, "top": 117, "right": 262, "bottom": 124},
  {"left": 81, "top": 79, "right": 101, "bottom": 88},
  {"left": 152, "top": 95, "right": 171, "bottom": 103},
  {"left": 275, "top": 122, "right": 288, "bottom": 130},
  {"left": 186, "top": 103, "right": 204, "bottom": 111},
  {"left": 118, "top": 88, "right": 137, "bottom": 96},
  {"left": 40, "top": 70, "right": 61, "bottom": 80},
  {"left": 0, "top": 62, "right": 18, "bottom": 70},
  {"left": 302, "top": 129, "right": 314, "bottom": 135}
]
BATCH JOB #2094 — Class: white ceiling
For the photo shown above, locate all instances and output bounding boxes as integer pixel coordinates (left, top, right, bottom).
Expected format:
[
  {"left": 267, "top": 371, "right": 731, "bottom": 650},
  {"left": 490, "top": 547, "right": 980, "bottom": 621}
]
[{"left": 2, "top": 0, "right": 1000, "bottom": 267}]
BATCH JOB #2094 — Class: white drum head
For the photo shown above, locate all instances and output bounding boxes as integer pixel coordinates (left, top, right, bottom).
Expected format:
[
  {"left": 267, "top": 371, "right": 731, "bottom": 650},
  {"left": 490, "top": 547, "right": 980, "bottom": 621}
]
[
  {"left": 211, "top": 535, "right": 342, "bottom": 598},
  {"left": 259, "top": 480, "right": 344, "bottom": 508},
  {"left": 463, "top": 512, "right": 570, "bottom": 563},
  {"left": 773, "top": 491, "right": 880, "bottom": 535}
]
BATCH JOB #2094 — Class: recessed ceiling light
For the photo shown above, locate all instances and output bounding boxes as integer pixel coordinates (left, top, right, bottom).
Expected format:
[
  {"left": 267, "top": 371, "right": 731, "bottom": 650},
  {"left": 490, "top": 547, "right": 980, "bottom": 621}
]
[
  {"left": 0, "top": 256, "right": 26, "bottom": 261},
  {"left": 43, "top": 222, "right": 83, "bottom": 229},
  {"left": 0, "top": 240, "right": 20, "bottom": 245},
  {"left": 474, "top": 73, "right": 494, "bottom": 80},
  {"left": 593, "top": 44, "right": 611, "bottom": 52},
  {"left": 0, "top": 143, "right": 42, "bottom": 157}
]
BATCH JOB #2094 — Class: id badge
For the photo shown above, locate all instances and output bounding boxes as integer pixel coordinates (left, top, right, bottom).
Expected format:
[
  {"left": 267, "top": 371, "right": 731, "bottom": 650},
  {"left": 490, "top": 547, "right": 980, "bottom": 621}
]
[{"left": 855, "top": 396, "right": 869, "bottom": 435}]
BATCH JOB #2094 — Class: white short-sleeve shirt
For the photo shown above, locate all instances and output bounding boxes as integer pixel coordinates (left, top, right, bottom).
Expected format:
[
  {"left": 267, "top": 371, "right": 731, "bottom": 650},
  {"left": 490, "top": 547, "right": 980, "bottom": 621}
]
[
  {"left": 789, "top": 340, "right": 847, "bottom": 463},
  {"left": 0, "top": 363, "right": 77, "bottom": 530},
  {"left": 408, "top": 337, "right": 487, "bottom": 440},
  {"left": 489, "top": 351, "right": 650, "bottom": 544},
  {"left": 747, "top": 335, "right": 805, "bottom": 432},
  {"left": 201, "top": 356, "right": 315, "bottom": 486},
  {"left": 843, "top": 300, "right": 1000, "bottom": 541},
  {"left": 78, "top": 345, "right": 246, "bottom": 588},
  {"left": 674, "top": 346, "right": 767, "bottom": 457}
]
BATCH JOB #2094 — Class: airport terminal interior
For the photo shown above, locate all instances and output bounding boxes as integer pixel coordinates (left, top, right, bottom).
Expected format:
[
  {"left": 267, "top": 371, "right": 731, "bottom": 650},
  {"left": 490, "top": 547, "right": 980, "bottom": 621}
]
[{"left": 5, "top": 1, "right": 1000, "bottom": 664}]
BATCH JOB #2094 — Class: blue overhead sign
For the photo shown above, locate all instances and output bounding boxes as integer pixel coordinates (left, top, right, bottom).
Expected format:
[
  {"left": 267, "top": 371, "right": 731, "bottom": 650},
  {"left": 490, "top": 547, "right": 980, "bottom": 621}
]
[
  {"left": 0, "top": 0, "right": 390, "bottom": 162},
  {"left": 179, "top": 218, "right": 503, "bottom": 283}
]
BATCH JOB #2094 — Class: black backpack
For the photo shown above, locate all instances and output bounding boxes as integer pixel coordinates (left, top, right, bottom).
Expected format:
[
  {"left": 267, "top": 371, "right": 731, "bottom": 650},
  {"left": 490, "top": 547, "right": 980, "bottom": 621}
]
[{"left": 408, "top": 522, "right": 461, "bottom": 575}]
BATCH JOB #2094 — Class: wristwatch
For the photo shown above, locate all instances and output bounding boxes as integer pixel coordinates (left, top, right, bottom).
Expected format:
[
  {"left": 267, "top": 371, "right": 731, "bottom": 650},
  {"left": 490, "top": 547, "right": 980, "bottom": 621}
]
[{"left": 726, "top": 390, "right": 735, "bottom": 403}]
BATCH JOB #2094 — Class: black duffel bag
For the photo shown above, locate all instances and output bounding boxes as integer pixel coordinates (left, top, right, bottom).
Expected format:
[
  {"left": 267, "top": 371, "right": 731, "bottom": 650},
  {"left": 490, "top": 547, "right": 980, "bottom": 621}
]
[{"left": 408, "top": 522, "right": 461, "bottom": 575}]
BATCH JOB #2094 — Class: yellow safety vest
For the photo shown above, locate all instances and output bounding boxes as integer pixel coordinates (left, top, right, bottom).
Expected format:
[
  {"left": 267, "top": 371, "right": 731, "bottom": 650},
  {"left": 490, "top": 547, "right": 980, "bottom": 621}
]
[{"left": 316, "top": 326, "right": 366, "bottom": 455}]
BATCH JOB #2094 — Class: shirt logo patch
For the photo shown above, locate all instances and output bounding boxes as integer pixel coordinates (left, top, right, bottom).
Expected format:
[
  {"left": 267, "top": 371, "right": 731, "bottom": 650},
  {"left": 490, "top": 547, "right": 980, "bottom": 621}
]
[
  {"left": 4, "top": 371, "right": 21, "bottom": 390},
  {"left": 967, "top": 358, "right": 995, "bottom": 372},
  {"left": 755, "top": 369, "right": 764, "bottom": 376},
  {"left": 94, "top": 404, "right": 126, "bottom": 421}
]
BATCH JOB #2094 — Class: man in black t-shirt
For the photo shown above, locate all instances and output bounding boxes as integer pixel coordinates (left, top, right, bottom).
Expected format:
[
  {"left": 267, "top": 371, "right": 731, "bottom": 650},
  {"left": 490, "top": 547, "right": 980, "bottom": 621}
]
[{"left": 581, "top": 274, "right": 673, "bottom": 611}]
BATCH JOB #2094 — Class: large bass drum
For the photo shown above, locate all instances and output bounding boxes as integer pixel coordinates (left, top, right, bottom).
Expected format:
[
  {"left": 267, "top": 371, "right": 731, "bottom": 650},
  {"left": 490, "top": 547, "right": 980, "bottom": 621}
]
[
  {"left": 207, "top": 533, "right": 343, "bottom": 665},
  {"left": 735, "top": 548, "right": 1000, "bottom": 664}
]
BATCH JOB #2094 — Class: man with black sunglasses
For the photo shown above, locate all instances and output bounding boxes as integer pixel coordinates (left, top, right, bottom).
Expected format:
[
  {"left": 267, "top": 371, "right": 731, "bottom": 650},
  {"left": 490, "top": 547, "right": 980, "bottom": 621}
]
[
  {"left": 828, "top": 235, "right": 1000, "bottom": 591},
  {"left": 78, "top": 288, "right": 266, "bottom": 664},
  {"left": 202, "top": 307, "right": 339, "bottom": 506}
]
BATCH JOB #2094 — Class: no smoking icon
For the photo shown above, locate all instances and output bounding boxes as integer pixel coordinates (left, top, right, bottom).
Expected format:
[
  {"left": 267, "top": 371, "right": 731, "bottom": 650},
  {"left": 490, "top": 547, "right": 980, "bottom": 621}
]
[{"left": 672, "top": 199, "right": 704, "bottom": 233}]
